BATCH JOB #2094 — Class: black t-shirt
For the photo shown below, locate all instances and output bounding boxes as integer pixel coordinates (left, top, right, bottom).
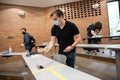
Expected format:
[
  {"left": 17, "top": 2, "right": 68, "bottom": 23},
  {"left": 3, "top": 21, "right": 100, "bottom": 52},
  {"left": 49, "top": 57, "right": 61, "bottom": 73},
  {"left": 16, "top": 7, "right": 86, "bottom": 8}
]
[
  {"left": 51, "top": 21, "right": 80, "bottom": 53},
  {"left": 87, "top": 24, "right": 96, "bottom": 37}
]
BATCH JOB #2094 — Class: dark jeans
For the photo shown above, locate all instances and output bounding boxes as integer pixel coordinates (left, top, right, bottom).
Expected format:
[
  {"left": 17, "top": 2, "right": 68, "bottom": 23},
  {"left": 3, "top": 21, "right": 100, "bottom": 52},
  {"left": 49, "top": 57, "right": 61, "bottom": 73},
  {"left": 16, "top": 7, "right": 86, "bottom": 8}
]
[
  {"left": 59, "top": 51, "right": 76, "bottom": 68},
  {"left": 25, "top": 43, "right": 35, "bottom": 52},
  {"left": 86, "top": 38, "right": 101, "bottom": 51},
  {"left": 88, "top": 38, "right": 101, "bottom": 44},
  {"left": 25, "top": 46, "right": 32, "bottom": 52},
  {"left": 27, "top": 49, "right": 32, "bottom": 52}
]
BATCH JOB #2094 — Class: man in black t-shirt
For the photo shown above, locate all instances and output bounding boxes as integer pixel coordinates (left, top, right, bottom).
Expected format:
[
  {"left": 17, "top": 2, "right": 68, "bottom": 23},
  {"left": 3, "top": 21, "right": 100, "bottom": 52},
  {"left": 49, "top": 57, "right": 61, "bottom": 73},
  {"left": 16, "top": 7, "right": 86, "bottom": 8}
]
[{"left": 38, "top": 9, "right": 81, "bottom": 68}]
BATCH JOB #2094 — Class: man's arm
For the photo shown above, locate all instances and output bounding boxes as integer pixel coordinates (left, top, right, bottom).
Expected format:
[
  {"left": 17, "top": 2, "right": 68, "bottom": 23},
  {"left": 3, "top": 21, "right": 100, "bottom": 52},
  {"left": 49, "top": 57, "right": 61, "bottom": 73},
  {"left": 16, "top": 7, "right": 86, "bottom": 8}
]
[
  {"left": 91, "top": 30, "right": 98, "bottom": 37},
  {"left": 64, "top": 33, "right": 81, "bottom": 52},
  {"left": 71, "top": 33, "right": 81, "bottom": 48},
  {"left": 91, "top": 30, "right": 102, "bottom": 37},
  {"left": 39, "top": 36, "right": 56, "bottom": 53},
  {"left": 47, "top": 36, "right": 56, "bottom": 50}
]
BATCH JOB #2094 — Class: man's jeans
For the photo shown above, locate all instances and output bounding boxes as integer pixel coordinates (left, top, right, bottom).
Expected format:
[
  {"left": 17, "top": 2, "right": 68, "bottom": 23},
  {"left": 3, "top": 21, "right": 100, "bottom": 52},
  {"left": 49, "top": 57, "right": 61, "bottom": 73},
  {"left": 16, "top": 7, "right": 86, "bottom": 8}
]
[{"left": 59, "top": 51, "right": 76, "bottom": 68}]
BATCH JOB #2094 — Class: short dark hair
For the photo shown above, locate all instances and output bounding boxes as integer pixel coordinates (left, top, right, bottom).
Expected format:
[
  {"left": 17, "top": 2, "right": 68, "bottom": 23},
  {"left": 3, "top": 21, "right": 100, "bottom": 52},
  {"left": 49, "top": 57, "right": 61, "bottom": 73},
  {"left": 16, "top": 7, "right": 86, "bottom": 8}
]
[
  {"left": 21, "top": 28, "right": 27, "bottom": 31},
  {"left": 50, "top": 9, "right": 64, "bottom": 17},
  {"left": 95, "top": 22, "right": 102, "bottom": 30}
]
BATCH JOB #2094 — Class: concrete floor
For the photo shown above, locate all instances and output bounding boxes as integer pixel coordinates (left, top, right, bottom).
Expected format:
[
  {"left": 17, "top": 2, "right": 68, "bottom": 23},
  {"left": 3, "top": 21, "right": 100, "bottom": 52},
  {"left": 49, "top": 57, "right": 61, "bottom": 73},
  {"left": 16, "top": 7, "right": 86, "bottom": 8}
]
[
  {"left": 76, "top": 56, "right": 116, "bottom": 80},
  {"left": 0, "top": 55, "right": 116, "bottom": 80}
]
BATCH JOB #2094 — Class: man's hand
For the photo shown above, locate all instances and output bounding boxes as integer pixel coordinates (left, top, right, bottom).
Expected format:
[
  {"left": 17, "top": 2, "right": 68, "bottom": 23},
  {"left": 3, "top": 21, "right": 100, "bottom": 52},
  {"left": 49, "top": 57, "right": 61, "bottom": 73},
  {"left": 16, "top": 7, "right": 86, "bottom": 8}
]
[
  {"left": 92, "top": 35, "right": 102, "bottom": 38},
  {"left": 38, "top": 46, "right": 50, "bottom": 55},
  {"left": 37, "top": 48, "right": 44, "bottom": 52},
  {"left": 37, "top": 46, "right": 50, "bottom": 53},
  {"left": 43, "top": 46, "right": 50, "bottom": 53},
  {"left": 21, "top": 44, "right": 24, "bottom": 47},
  {"left": 63, "top": 46, "right": 73, "bottom": 53}
]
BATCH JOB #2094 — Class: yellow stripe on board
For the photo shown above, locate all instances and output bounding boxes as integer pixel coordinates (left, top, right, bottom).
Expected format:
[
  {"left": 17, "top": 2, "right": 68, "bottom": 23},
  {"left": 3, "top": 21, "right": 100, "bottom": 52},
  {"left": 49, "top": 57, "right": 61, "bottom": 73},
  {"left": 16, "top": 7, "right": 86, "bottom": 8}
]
[
  {"left": 32, "top": 64, "right": 64, "bottom": 74},
  {"left": 32, "top": 68, "right": 46, "bottom": 74},
  {"left": 48, "top": 68, "right": 67, "bottom": 80},
  {"left": 32, "top": 64, "right": 67, "bottom": 80}
]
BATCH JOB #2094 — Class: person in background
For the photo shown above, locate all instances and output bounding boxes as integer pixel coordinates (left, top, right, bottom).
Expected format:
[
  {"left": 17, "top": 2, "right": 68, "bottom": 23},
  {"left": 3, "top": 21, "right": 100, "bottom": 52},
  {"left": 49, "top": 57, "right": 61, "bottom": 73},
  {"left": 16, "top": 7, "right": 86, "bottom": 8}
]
[
  {"left": 38, "top": 9, "right": 81, "bottom": 68},
  {"left": 21, "top": 28, "right": 35, "bottom": 52},
  {"left": 86, "top": 22, "right": 102, "bottom": 52},
  {"left": 87, "top": 21, "right": 102, "bottom": 44}
]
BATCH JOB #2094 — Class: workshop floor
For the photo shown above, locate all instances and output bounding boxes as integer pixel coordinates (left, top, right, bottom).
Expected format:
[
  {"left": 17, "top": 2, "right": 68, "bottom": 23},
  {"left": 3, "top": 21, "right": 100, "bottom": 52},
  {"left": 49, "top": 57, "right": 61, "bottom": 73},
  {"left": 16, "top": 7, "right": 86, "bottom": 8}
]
[
  {"left": 0, "top": 55, "right": 116, "bottom": 80},
  {"left": 76, "top": 56, "right": 116, "bottom": 80}
]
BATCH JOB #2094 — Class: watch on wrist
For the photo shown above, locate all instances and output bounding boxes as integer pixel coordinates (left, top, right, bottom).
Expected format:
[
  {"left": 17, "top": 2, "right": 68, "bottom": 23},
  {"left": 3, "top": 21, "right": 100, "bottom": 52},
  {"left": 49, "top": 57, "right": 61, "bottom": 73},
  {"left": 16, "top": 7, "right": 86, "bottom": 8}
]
[{"left": 71, "top": 45, "right": 74, "bottom": 49}]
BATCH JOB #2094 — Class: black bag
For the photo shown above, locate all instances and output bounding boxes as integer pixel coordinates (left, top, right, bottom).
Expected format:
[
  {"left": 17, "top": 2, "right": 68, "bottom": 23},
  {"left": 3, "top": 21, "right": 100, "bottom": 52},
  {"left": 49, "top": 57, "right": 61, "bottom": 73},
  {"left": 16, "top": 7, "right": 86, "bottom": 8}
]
[{"left": 30, "top": 35, "right": 36, "bottom": 48}]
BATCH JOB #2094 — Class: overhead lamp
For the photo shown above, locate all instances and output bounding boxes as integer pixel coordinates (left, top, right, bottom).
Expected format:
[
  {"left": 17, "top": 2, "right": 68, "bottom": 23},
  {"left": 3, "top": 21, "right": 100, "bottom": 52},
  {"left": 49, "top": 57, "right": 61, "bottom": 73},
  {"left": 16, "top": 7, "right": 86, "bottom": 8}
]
[
  {"left": 18, "top": 10, "right": 25, "bottom": 16},
  {"left": 92, "top": 3, "right": 99, "bottom": 9}
]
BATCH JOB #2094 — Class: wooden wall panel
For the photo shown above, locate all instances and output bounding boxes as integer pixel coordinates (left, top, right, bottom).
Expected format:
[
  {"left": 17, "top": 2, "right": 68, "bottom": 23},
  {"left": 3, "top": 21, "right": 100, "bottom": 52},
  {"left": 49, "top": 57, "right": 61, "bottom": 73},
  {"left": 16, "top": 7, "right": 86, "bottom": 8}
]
[{"left": 0, "top": 4, "right": 50, "bottom": 52}]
